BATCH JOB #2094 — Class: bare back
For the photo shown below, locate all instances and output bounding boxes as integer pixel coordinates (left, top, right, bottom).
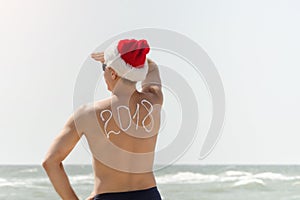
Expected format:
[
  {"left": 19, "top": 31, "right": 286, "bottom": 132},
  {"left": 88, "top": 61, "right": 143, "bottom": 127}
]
[{"left": 82, "top": 90, "right": 162, "bottom": 194}]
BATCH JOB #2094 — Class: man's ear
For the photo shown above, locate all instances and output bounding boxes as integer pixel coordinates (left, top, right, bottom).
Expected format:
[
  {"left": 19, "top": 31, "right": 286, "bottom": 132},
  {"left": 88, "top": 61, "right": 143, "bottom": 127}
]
[{"left": 109, "top": 68, "right": 118, "bottom": 80}]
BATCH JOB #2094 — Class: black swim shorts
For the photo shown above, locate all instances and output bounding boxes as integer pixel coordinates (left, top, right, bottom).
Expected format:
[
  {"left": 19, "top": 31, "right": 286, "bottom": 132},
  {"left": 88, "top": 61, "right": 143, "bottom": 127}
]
[{"left": 93, "top": 186, "right": 162, "bottom": 200}]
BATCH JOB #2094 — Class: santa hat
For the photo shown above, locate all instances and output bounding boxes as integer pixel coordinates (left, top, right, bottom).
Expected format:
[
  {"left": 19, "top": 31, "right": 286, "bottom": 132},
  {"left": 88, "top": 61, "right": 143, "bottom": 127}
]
[{"left": 104, "top": 39, "right": 150, "bottom": 82}]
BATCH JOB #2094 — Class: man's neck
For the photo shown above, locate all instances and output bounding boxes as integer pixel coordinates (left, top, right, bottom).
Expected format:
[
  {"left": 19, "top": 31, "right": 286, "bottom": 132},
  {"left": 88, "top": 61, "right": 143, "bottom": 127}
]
[{"left": 111, "top": 81, "right": 137, "bottom": 97}]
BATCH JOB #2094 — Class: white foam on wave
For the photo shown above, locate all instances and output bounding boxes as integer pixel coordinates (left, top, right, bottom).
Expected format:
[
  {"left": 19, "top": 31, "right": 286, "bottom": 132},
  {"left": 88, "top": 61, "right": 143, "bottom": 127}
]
[
  {"left": 19, "top": 168, "right": 38, "bottom": 173},
  {"left": 219, "top": 170, "right": 254, "bottom": 182},
  {"left": 156, "top": 172, "right": 218, "bottom": 184},
  {"left": 0, "top": 174, "right": 95, "bottom": 188},
  {"left": 156, "top": 170, "right": 300, "bottom": 185},
  {"left": 232, "top": 178, "right": 266, "bottom": 187},
  {"left": 69, "top": 174, "right": 94, "bottom": 184},
  {"left": 17, "top": 177, "right": 49, "bottom": 184},
  {"left": 224, "top": 170, "right": 252, "bottom": 177},
  {"left": 0, "top": 180, "right": 27, "bottom": 188},
  {"left": 0, "top": 177, "right": 50, "bottom": 188},
  {"left": 254, "top": 172, "right": 300, "bottom": 181},
  {"left": 156, "top": 171, "right": 262, "bottom": 185}
]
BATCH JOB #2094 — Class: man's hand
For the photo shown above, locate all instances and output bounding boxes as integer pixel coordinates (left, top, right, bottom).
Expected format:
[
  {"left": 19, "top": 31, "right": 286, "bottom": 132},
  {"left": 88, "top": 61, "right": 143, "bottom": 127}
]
[{"left": 91, "top": 52, "right": 105, "bottom": 63}]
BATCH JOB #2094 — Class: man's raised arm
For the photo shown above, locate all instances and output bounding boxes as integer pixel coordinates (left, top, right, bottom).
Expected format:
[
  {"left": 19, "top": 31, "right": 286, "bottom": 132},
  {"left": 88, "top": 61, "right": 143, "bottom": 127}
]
[{"left": 141, "top": 59, "right": 163, "bottom": 104}]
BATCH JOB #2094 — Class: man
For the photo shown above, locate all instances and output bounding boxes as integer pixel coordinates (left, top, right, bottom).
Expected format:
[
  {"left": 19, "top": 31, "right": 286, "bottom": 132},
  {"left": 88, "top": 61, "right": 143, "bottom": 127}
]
[{"left": 42, "top": 39, "right": 163, "bottom": 200}]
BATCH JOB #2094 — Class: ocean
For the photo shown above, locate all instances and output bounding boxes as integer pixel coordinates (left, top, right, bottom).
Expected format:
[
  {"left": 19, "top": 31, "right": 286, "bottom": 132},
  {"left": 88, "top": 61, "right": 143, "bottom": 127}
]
[{"left": 0, "top": 165, "right": 300, "bottom": 200}]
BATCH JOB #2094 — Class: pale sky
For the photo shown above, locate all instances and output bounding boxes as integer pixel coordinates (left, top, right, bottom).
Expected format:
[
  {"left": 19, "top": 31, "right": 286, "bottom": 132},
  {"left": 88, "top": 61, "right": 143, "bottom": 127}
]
[{"left": 1, "top": 0, "right": 300, "bottom": 165}]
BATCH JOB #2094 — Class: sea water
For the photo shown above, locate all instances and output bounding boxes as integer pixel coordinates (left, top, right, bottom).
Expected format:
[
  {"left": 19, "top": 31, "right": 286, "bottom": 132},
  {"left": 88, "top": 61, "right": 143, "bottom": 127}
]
[{"left": 1, "top": 165, "right": 300, "bottom": 200}]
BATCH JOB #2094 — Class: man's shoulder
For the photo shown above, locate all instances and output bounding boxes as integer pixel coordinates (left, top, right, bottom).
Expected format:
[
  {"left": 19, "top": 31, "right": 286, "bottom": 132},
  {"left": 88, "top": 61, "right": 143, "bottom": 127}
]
[
  {"left": 73, "top": 103, "right": 93, "bottom": 120},
  {"left": 73, "top": 99, "right": 113, "bottom": 132},
  {"left": 75, "top": 98, "right": 113, "bottom": 116},
  {"left": 94, "top": 97, "right": 114, "bottom": 110},
  {"left": 140, "top": 90, "right": 163, "bottom": 106}
]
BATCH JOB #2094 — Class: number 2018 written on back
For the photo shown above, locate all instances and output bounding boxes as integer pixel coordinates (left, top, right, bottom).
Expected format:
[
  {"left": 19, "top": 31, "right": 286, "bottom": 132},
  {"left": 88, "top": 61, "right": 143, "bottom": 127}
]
[{"left": 100, "top": 99, "right": 154, "bottom": 138}]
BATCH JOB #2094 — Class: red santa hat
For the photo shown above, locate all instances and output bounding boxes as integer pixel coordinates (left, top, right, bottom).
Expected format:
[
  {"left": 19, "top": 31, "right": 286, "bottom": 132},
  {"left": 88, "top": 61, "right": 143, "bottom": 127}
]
[{"left": 104, "top": 39, "right": 150, "bottom": 82}]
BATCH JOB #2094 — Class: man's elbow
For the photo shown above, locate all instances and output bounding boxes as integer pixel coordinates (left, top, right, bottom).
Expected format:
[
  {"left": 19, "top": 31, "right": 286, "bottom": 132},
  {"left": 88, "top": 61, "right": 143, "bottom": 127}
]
[
  {"left": 42, "top": 157, "right": 61, "bottom": 170},
  {"left": 42, "top": 159, "right": 53, "bottom": 170}
]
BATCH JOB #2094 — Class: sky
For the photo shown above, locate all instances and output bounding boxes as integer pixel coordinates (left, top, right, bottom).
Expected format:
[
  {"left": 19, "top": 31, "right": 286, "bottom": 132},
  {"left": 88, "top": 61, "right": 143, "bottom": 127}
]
[{"left": 0, "top": 0, "right": 300, "bottom": 165}]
